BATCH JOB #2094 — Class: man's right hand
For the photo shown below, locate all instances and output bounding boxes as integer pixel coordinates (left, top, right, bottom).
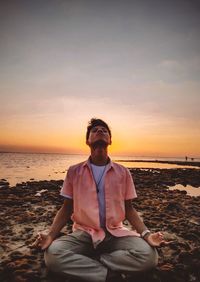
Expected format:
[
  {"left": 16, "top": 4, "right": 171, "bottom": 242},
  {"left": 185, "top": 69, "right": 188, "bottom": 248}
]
[
  {"left": 30, "top": 232, "right": 54, "bottom": 250},
  {"left": 30, "top": 199, "right": 73, "bottom": 250}
]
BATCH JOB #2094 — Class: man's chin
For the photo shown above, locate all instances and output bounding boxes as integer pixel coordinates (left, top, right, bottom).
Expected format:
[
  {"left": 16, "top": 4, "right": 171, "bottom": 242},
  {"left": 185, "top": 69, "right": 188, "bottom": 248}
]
[{"left": 91, "top": 140, "right": 108, "bottom": 149}]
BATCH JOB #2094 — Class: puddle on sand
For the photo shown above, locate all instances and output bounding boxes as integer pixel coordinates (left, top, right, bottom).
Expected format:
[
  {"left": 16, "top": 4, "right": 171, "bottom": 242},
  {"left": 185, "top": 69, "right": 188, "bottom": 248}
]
[{"left": 168, "top": 184, "right": 200, "bottom": 197}]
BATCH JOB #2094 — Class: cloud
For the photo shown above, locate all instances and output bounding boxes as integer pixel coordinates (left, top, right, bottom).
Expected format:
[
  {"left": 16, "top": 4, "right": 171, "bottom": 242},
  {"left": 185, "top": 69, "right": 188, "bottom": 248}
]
[{"left": 159, "top": 60, "right": 183, "bottom": 71}]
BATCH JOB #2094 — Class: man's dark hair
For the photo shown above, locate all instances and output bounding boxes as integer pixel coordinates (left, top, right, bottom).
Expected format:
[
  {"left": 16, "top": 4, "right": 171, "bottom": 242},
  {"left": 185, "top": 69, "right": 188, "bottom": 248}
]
[{"left": 86, "top": 118, "right": 112, "bottom": 140}]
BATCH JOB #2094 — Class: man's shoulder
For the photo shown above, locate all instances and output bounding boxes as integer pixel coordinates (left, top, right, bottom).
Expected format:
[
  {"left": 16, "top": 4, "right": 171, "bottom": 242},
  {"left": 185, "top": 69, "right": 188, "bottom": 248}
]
[
  {"left": 111, "top": 161, "right": 129, "bottom": 172},
  {"left": 68, "top": 160, "right": 87, "bottom": 173}
]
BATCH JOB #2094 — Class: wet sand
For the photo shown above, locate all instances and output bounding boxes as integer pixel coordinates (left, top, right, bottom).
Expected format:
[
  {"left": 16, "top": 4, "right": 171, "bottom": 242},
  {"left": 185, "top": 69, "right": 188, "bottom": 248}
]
[{"left": 0, "top": 167, "right": 200, "bottom": 282}]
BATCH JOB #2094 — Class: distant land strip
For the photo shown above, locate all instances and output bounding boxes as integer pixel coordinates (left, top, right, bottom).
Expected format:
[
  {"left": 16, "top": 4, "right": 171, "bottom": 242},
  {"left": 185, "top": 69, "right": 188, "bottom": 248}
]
[{"left": 116, "top": 160, "right": 200, "bottom": 168}]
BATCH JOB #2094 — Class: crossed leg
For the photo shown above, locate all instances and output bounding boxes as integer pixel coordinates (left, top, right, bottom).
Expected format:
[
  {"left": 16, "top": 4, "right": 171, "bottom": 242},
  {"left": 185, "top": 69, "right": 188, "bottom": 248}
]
[
  {"left": 45, "top": 231, "right": 158, "bottom": 282},
  {"left": 98, "top": 235, "right": 158, "bottom": 274},
  {"left": 44, "top": 230, "right": 107, "bottom": 282}
]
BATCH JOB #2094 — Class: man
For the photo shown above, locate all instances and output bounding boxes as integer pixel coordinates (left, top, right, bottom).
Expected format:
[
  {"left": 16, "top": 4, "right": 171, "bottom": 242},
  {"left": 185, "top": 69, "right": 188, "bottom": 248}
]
[{"left": 34, "top": 118, "right": 167, "bottom": 282}]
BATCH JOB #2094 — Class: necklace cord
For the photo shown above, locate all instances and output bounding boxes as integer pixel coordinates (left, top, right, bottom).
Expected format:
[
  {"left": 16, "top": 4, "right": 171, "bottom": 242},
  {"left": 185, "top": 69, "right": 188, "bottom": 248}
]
[{"left": 91, "top": 165, "right": 107, "bottom": 193}]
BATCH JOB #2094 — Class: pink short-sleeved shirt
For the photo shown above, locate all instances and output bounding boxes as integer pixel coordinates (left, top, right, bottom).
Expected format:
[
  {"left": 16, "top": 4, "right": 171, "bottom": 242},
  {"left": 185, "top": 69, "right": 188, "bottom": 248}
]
[{"left": 60, "top": 158, "right": 140, "bottom": 247}]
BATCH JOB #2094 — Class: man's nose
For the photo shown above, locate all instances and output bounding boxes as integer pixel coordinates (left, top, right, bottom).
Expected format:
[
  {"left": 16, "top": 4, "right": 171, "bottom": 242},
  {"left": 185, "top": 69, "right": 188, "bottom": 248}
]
[{"left": 97, "top": 128, "right": 103, "bottom": 133}]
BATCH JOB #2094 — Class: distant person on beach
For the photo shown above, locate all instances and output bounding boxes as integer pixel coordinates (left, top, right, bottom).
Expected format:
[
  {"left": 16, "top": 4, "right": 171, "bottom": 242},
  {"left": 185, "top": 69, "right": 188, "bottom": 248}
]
[{"left": 33, "top": 118, "right": 168, "bottom": 282}]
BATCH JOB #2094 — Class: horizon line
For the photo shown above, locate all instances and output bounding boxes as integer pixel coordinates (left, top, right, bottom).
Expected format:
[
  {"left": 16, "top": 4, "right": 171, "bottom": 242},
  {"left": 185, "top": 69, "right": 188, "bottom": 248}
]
[{"left": 0, "top": 150, "right": 199, "bottom": 160}]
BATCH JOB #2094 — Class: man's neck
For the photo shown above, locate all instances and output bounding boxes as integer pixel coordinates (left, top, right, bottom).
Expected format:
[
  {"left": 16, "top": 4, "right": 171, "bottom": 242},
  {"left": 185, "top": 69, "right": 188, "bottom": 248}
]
[{"left": 90, "top": 154, "right": 109, "bottom": 166}]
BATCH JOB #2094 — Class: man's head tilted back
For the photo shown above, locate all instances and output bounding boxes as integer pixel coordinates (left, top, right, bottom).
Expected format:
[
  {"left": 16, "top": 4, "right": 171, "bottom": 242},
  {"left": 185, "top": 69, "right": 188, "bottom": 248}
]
[{"left": 86, "top": 118, "right": 112, "bottom": 148}]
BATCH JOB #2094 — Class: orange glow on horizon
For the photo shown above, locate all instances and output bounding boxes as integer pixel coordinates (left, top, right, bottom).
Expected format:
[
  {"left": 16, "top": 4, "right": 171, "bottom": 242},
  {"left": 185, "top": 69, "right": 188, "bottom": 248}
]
[
  {"left": 1, "top": 135, "right": 199, "bottom": 158},
  {"left": 0, "top": 118, "right": 199, "bottom": 158}
]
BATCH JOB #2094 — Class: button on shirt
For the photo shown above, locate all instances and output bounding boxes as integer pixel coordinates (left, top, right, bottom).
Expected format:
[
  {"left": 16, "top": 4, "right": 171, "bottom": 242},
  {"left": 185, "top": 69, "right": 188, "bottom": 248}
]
[{"left": 60, "top": 158, "right": 140, "bottom": 247}]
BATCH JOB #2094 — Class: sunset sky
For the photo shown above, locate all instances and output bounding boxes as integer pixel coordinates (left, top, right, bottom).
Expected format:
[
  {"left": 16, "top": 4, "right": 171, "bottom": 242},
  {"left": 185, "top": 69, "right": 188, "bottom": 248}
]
[{"left": 0, "top": 0, "right": 200, "bottom": 157}]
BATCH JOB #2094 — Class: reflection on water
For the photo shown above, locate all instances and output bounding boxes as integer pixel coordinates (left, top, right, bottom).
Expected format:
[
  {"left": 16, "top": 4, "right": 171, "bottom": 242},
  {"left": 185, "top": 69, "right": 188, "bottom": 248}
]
[
  {"left": 0, "top": 153, "right": 87, "bottom": 186},
  {"left": 0, "top": 152, "right": 200, "bottom": 187},
  {"left": 168, "top": 184, "right": 200, "bottom": 197}
]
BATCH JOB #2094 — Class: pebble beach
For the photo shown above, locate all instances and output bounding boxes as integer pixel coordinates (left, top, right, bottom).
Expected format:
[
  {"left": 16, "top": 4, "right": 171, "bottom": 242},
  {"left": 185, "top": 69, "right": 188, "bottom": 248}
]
[{"left": 0, "top": 165, "right": 200, "bottom": 282}]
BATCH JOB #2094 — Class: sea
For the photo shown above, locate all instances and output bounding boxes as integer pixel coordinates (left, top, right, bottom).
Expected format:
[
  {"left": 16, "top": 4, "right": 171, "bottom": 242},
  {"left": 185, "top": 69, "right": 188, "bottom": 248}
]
[{"left": 0, "top": 152, "right": 199, "bottom": 189}]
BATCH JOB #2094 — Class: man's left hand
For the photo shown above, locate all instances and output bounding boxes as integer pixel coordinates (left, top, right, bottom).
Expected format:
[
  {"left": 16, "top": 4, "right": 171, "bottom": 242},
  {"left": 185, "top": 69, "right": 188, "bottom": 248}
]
[{"left": 145, "top": 232, "right": 173, "bottom": 247}]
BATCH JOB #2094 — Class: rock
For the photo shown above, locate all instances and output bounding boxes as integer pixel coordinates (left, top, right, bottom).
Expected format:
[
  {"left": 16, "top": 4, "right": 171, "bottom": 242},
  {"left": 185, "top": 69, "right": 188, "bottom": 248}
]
[
  {"left": 0, "top": 245, "right": 4, "bottom": 255},
  {"left": 0, "top": 181, "right": 9, "bottom": 186},
  {"left": 164, "top": 202, "right": 185, "bottom": 212},
  {"left": 159, "top": 263, "right": 174, "bottom": 271},
  {"left": 10, "top": 251, "right": 24, "bottom": 259}
]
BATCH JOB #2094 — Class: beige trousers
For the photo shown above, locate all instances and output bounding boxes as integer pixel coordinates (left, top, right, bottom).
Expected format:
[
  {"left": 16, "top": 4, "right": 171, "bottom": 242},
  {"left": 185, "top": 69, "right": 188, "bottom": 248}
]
[{"left": 44, "top": 230, "right": 158, "bottom": 282}]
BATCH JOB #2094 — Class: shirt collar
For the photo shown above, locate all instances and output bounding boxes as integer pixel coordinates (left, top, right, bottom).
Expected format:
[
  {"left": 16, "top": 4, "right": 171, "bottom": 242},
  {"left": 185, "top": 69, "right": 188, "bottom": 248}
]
[{"left": 83, "top": 156, "right": 114, "bottom": 170}]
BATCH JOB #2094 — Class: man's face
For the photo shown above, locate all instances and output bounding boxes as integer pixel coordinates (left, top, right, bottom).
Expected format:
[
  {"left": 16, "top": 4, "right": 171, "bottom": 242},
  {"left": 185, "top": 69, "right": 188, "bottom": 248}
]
[{"left": 86, "top": 125, "right": 111, "bottom": 147}]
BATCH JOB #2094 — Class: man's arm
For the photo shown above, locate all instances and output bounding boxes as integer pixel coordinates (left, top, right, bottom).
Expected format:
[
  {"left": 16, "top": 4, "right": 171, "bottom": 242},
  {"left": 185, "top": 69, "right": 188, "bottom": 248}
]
[
  {"left": 125, "top": 199, "right": 169, "bottom": 247},
  {"left": 32, "top": 198, "right": 73, "bottom": 250},
  {"left": 125, "top": 199, "right": 147, "bottom": 234},
  {"left": 48, "top": 198, "right": 73, "bottom": 239}
]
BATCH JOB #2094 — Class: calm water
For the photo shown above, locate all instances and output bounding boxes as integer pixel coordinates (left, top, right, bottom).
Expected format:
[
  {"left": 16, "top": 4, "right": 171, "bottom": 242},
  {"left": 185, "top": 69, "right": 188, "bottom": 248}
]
[{"left": 0, "top": 153, "right": 200, "bottom": 188}]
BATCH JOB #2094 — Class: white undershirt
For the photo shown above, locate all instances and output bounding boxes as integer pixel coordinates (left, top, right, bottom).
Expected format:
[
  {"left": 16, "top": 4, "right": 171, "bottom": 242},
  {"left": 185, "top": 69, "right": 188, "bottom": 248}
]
[{"left": 90, "top": 163, "right": 107, "bottom": 227}]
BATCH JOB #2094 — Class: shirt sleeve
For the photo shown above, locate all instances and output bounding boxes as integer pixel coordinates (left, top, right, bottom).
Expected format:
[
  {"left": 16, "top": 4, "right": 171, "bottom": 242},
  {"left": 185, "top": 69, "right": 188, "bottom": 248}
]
[
  {"left": 60, "top": 166, "right": 73, "bottom": 199},
  {"left": 124, "top": 168, "right": 137, "bottom": 200}
]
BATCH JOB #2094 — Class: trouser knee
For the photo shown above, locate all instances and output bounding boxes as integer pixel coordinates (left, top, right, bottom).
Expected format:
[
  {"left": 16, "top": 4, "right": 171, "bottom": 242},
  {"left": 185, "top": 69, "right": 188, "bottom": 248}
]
[
  {"left": 44, "top": 249, "right": 58, "bottom": 271},
  {"left": 44, "top": 246, "right": 72, "bottom": 272},
  {"left": 139, "top": 247, "right": 158, "bottom": 271}
]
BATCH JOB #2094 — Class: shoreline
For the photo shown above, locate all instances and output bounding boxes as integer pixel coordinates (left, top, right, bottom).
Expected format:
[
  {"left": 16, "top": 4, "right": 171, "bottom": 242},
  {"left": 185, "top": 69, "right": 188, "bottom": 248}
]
[
  {"left": 116, "top": 159, "right": 200, "bottom": 168},
  {"left": 0, "top": 167, "right": 200, "bottom": 282}
]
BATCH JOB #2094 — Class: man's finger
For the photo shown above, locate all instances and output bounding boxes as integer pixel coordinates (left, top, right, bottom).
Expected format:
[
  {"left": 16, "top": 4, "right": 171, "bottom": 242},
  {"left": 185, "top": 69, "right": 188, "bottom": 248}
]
[
  {"left": 29, "top": 241, "right": 39, "bottom": 249},
  {"left": 29, "top": 237, "right": 42, "bottom": 249},
  {"left": 159, "top": 240, "right": 175, "bottom": 247}
]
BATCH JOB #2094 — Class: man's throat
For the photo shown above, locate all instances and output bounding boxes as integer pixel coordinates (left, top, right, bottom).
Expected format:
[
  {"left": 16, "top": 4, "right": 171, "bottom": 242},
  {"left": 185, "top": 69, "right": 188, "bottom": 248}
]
[{"left": 90, "top": 155, "right": 109, "bottom": 166}]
